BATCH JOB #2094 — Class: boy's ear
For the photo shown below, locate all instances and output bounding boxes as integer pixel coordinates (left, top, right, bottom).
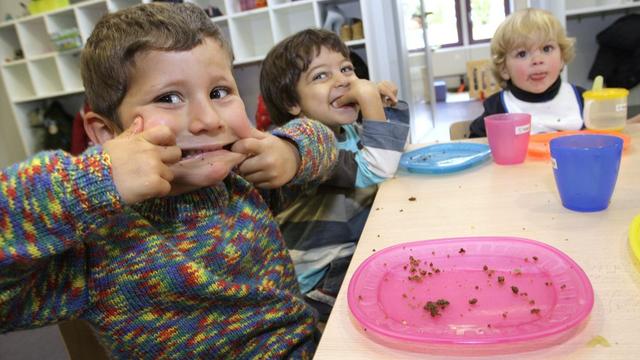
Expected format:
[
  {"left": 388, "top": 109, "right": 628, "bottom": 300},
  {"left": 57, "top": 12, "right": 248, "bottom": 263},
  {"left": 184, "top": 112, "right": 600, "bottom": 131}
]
[
  {"left": 83, "top": 111, "right": 119, "bottom": 145},
  {"left": 287, "top": 104, "right": 302, "bottom": 117}
]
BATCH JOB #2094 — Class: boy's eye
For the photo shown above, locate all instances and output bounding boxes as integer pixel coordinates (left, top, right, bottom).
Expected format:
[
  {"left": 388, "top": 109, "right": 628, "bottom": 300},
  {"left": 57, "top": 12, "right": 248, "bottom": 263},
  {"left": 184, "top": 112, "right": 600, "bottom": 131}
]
[
  {"left": 211, "top": 87, "right": 229, "bottom": 99},
  {"left": 341, "top": 65, "right": 355, "bottom": 74},
  {"left": 515, "top": 50, "right": 527, "bottom": 58},
  {"left": 312, "top": 72, "right": 327, "bottom": 81},
  {"left": 156, "top": 93, "right": 182, "bottom": 104},
  {"left": 543, "top": 45, "right": 554, "bottom": 53}
]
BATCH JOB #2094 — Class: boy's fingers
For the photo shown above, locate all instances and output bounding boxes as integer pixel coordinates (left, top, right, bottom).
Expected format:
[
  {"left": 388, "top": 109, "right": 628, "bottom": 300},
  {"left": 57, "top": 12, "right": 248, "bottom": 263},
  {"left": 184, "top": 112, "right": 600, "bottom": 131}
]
[
  {"left": 333, "top": 94, "right": 355, "bottom": 108},
  {"left": 120, "top": 116, "right": 144, "bottom": 137},
  {"left": 232, "top": 137, "right": 261, "bottom": 156},
  {"left": 141, "top": 125, "right": 176, "bottom": 146},
  {"left": 158, "top": 145, "right": 182, "bottom": 164},
  {"left": 248, "top": 127, "right": 268, "bottom": 140}
]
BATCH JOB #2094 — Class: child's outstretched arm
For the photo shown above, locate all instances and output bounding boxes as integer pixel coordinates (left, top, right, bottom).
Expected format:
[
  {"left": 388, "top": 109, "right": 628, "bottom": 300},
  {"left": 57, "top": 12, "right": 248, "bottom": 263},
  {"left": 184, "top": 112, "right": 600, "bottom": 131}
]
[
  {"left": 0, "top": 150, "right": 122, "bottom": 331},
  {"left": 248, "top": 119, "right": 338, "bottom": 211},
  {"left": 0, "top": 118, "right": 181, "bottom": 332},
  {"left": 233, "top": 128, "right": 300, "bottom": 189}
]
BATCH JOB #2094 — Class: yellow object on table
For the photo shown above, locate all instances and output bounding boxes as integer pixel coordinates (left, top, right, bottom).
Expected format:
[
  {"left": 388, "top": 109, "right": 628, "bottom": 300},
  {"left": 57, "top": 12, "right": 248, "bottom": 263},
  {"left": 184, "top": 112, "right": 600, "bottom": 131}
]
[{"left": 629, "top": 214, "right": 640, "bottom": 263}]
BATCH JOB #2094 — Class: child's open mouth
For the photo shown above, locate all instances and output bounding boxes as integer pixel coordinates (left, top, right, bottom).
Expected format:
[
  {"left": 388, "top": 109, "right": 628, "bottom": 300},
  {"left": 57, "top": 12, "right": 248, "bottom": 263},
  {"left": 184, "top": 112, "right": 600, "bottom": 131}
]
[
  {"left": 529, "top": 72, "right": 547, "bottom": 81},
  {"left": 330, "top": 98, "right": 356, "bottom": 110},
  {"left": 180, "top": 143, "right": 235, "bottom": 160}
]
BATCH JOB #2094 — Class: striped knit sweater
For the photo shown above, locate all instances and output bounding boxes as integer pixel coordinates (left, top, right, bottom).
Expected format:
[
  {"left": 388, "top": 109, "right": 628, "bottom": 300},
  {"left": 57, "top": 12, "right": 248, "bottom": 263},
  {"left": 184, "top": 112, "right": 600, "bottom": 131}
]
[{"left": 0, "top": 119, "right": 337, "bottom": 359}]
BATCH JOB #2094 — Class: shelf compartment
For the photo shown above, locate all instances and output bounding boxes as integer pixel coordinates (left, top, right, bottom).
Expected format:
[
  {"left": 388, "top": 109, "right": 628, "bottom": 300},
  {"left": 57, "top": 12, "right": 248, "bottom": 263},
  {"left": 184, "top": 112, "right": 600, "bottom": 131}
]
[
  {"left": 229, "top": 11, "right": 273, "bottom": 61},
  {"left": 28, "top": 57, "right": 65, "bottom": 97},
  {"left": 565, "top": 2, "right": 640, "bottom": 16},
  {"left": 191, "top": 0, "right": 227, "bottom": 16},
  {"left": 229, "top": 0, "right": 269, "bottom": 15},
  {"left": 45, "top": 8, "right": 77, "bottom": 33},
  {"left": 13, "top": 100, "right": 48, "bottom": 155},
  {"left": 107, "top": 0, "right": 143, "bottom": 12},
  {"left": 16, "top": 17, "right": 53, "bottom": 58},
  {"left": 2, "top": 63, "right": 36, "bottom": 100},
  {"left": 56, "top": 50, "right": 83, "bottom": 92},
  {"left": 75, "top": 0, "right": 109, "bottom": 43},
  {"left": 0, "top": 24, "right": 22, "bottom": 64},
  {"left": 271, "top": 1, "right": 319, "bottom": 42}
]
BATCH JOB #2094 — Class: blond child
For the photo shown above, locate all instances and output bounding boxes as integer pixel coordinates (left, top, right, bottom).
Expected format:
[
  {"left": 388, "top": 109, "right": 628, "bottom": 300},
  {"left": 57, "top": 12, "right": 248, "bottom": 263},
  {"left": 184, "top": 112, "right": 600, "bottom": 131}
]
[
  {"left": 469, "top": 8, "right": 586, "bottom": 137},
  {"left": 0, "top": 3, "right": 338, "bottom": 358}
]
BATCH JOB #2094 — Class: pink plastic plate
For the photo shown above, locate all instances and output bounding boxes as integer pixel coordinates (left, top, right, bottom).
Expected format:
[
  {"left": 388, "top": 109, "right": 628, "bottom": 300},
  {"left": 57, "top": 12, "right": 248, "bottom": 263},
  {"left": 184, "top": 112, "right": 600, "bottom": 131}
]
[{"left": 348, "top": 237, "right": 593, "bottom": 352}]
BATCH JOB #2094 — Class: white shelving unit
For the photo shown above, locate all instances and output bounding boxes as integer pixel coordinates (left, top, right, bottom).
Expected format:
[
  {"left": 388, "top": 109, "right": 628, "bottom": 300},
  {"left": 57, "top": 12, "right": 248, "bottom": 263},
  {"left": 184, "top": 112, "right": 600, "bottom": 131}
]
[{"left": 0, "top": 0, "right": 373, "bottom": 157}]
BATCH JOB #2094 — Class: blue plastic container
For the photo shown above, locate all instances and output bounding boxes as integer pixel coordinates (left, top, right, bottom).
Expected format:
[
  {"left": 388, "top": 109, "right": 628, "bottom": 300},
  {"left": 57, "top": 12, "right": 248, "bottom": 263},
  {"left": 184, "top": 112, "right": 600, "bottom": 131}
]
[{"left": 549, "top": 134, "right": 623, "bottom": 212}]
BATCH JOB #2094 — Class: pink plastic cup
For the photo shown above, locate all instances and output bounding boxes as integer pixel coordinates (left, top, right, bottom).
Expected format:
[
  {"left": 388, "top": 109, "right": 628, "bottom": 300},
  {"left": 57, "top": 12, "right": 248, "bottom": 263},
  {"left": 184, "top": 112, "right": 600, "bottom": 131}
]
[{"left": 485, "top": 113, "right": 531, "bottom": 165}]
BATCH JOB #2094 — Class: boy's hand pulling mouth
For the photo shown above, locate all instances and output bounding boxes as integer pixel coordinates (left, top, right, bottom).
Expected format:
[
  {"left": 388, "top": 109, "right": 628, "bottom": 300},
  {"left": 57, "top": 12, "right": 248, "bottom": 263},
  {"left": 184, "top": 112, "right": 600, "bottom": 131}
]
[{"left": 233, "top": 128, "right": 300, "bottom": 189}]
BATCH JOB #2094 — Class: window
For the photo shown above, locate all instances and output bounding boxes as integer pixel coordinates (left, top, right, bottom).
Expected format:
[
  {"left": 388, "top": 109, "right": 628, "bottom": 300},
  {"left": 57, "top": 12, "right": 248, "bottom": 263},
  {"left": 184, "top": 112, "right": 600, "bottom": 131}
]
[{"left": 402, "top": 0, "right": 511, "bottom": 51}]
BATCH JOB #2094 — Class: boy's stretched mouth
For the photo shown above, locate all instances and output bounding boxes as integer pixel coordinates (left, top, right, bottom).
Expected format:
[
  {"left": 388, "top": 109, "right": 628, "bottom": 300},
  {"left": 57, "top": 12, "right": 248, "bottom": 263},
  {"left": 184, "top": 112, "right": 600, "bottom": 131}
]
[{"left": 180, "top": 142, "right": 236, "bottom": 160}]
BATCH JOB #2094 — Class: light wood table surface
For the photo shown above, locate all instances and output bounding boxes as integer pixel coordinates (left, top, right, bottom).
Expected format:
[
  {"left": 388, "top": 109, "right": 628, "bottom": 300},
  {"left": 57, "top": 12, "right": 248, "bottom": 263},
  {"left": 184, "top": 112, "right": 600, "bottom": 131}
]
[{"left": 314, "top": 124, "right": 640, "bottom": 359}]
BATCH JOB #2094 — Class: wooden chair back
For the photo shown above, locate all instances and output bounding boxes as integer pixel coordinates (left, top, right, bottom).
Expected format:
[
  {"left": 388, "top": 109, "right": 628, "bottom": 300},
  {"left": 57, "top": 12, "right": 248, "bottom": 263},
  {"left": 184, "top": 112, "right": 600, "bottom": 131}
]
[
  {"left": 449, "top": 120, "right": 473, "bottom": 140},
  {"left": 58, "top": 320, "right": 109, "bottom": 360},
  {"left": 466, "top": 60, "right": 500, "bottom": 100}
]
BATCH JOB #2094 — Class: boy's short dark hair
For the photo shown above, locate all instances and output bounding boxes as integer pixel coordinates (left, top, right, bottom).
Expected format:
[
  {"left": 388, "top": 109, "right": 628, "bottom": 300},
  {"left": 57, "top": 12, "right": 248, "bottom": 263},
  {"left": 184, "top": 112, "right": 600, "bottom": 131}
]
[
  {"left": 260, "top": 28, "right": 350, "bottom": 126},
  {"left": 80, "top": 3, "right": 233, "bottom": 127}
]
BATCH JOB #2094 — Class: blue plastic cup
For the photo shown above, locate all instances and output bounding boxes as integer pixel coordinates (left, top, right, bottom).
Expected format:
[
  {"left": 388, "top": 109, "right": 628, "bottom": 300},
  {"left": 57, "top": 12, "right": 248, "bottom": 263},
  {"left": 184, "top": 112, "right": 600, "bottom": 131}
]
[{"left": 549, "top": 134, "right": 623, "bottom": 212}]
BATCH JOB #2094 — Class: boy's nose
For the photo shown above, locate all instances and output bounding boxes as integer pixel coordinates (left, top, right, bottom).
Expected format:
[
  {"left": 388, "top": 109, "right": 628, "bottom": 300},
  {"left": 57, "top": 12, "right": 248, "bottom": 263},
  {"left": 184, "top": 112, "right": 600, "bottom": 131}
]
[
  {"left": 335, "top": 72, "right": 350, "bottom": 88},
  {"left": 189, "top": 101, "right": 224, "bottom": 133},
  {"left": 531, "top": 51, "right": 545, "bottom": 65}
]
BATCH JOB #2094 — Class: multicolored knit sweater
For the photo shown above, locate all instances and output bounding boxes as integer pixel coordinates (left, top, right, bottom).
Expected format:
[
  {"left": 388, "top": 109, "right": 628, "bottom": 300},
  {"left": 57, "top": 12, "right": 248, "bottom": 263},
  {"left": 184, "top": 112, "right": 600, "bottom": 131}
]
[{"left": 0, "top": 119, "right": 337, "bottom": 359}]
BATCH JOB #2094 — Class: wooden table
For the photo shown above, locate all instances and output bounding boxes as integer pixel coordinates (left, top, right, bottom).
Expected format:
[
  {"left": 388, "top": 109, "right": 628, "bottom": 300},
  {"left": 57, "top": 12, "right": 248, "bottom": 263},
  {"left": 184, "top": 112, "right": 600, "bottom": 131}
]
[{"left": 315, "top": 124, "right": 640, "bottom": 359}]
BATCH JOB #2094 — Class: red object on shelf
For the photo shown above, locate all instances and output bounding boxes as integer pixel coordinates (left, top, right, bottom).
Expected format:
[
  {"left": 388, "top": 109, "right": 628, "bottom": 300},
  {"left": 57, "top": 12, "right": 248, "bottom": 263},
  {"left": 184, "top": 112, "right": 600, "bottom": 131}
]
[{"left": 255, "top": 95, "right": 272, "bottom": 131}]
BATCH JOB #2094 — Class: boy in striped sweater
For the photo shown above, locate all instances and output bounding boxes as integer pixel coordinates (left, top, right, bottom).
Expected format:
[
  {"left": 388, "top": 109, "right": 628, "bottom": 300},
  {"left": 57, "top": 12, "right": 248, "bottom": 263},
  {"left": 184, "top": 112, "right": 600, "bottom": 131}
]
[
  {"left": 0, "top": 3, "right": 337, "bottom": 359},
  {"left": 260, "top": 29, "right": 410, "bottom": 320}
]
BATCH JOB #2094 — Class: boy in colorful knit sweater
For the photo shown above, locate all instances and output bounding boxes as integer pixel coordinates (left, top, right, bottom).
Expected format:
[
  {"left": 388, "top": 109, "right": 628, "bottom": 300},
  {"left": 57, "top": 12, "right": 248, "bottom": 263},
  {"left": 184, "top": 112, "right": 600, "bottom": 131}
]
[
  {"left": 260, "top": 29, "right": 409, "bottom": 320},
  {"left": 0, "top": 3, "right": 338, "bottom": 359}
]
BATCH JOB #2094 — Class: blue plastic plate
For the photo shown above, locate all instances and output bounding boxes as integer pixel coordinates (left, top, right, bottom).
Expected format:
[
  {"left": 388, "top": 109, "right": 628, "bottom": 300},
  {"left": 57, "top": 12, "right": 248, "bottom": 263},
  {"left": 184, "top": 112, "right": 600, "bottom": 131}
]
[{"left": 400, "top": 143, "right": 491, "bottom": 174}]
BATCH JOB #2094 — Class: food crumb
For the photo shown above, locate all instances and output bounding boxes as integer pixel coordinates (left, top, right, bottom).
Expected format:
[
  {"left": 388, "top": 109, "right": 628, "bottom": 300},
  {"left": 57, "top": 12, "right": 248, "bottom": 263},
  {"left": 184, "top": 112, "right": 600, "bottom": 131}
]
[
  {"left": 587, "top": 335, "right": 611, "bottom": 348},
  {"left": 497, "top": 276, "right": 505, "bottom": 284},
  {"left": 561, "top": 284, "right": 567, "bottom": 290},
  {"left": 458, "top": 248, "right": 466, "bottom": 254},
  {"left": 530, "top": 308, "right": 541, "bottom": 315},
  {"left": 408, "top": 196, "right": 416, "bottom": 201},
  {"left": 532, "top": 256, "right": 539, "bottom": 262},
  {"left": 502, "top": 312, "right": 508, "bottom": 318},
  {"left": 424, "top": 299, "right": 450, "bottom": 317},
  {"left": 511, "top": 286, "right": 519, "bottom": 294},
  {"left": 469, "top": 298, "right": 478, "bottom": 305}
]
